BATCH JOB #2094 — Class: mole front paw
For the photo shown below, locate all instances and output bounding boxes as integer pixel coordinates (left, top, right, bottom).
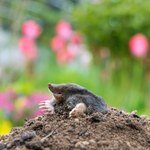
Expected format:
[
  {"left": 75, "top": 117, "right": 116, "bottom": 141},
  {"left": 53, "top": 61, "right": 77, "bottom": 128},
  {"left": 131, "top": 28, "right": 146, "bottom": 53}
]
[
  {"left": 69, "top": 103, "right": 87, "bottom": 118},
  {"left": 39, "top": 100, "right": 55, "bottom": 114}
]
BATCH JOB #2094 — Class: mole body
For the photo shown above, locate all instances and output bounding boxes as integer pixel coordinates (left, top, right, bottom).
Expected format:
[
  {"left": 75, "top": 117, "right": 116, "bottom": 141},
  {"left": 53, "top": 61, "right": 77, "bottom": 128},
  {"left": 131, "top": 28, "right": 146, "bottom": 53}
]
[{"left": 39, "top": 83, "right": 108, "bottom": 117}]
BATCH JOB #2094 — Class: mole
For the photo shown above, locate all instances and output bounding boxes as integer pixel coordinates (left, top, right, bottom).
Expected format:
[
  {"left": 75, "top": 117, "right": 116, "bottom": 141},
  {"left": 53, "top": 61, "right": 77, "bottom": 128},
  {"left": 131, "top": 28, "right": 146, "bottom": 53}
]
[{"left": 39, "top": 83, "right": 108, "bottom": 117}]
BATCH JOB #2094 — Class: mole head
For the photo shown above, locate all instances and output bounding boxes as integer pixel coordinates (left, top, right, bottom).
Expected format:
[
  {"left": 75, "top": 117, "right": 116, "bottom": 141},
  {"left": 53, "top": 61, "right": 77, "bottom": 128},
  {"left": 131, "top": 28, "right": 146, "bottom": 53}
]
[{"left": 48, "top": 83, "right": 87, "bottom": 103}]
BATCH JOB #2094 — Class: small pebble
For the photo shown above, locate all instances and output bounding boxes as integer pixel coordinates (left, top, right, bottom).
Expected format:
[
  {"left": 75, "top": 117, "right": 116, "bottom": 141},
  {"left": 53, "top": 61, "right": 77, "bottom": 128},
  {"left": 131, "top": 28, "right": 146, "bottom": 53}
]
[
  {"left": 67, "top": 127, "right": 74, "bottom": 132},
  {"left": 25, "top": 140, "right": 42, "bottom": 150},
  {"left": 21, "top": 131, "right": 36, "bottom": 141},
  {"left": 32, "top": 121, "right": 43, "bottom": 130},
  {"left": 6, "top": 143, "right": 13, "bottom": 149},
  {"left": 74, "top": 118, "right": 79, "bottom": 123},
  {"left": 0, "top": 143, "right": 4, "bottom": 150},
  {"left": 89, "top": 139, "right": 96, "bottom": 144},
  {"left": 43, "top": 125, "right": 51, "bottom": 133},
  {"left": 13, "top": 137, "right": 24, "bottom": 146},
  {"left": 75, "top": 141, "right": 89, "bottom": 148}
]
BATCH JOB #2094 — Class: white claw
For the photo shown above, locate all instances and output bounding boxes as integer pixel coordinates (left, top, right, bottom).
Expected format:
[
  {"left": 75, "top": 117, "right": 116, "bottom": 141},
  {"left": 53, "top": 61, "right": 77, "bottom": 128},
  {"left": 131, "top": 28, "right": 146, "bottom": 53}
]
[{"left": 39, "top": 99, "right": 55, "bottom": 114}]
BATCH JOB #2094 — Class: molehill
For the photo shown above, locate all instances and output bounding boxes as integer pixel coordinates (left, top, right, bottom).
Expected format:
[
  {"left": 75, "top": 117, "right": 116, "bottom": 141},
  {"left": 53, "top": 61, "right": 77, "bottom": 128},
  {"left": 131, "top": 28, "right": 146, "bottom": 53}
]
[{"left": 0, "top": 107, "right": 150, "bottom": 150}]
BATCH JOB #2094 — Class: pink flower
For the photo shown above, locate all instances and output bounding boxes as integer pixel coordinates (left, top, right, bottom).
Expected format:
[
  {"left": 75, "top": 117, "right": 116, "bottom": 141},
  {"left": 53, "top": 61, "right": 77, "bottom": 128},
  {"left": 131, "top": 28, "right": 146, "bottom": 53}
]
[
  {"left": 56, "top": 50, "right": 69, "bottom": 64},
  {"left": 67, "top": 43, "right": 79, "bottom": 58},
  {"left": 0, "top": 91, "right": 14, "bottom": 113},
  {"left": 50, "top": 36, "right": 66, "bottom": 52},
  {"left": 129, "top": 34, "right": 149, "bottom": 58},
  {"left": 30, "top": 93, "right": 50, "bottom": 104},
  {"left": 27, "top": 93, "right": 50, "bottom": 118},
  {"left": 0, "top": 94, "right": 5, "bottom": 108},
  {"left": 55, "top": 20, "right": 72, "bottom": 40},
  {"left": 50, "top": 20, "right": 87, "bottom": 65},
  {"left": 71, "top": 32, "right": 82, "bottom": 45},
  {"left": 22, "top": 20, "right": 42, "bottom": 39},
  {"left": 56, "top": 48, "right": 76, "bottom": 64},
  {"left": 31, "top": 108, "right": 43, "bottom": 118},
  {"left": 18, "top": 37, "right": 37, "bottom": 61},
  {"left": 25, "top": 93, "right": 50, "bottom": 107}
]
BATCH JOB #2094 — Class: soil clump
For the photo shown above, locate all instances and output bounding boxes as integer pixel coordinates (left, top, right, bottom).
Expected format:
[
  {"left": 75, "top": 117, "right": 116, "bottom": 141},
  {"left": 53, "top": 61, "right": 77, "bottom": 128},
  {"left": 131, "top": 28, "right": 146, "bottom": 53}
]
[{"left": 0, "top": 108, "right": 150, "bottom": 150}]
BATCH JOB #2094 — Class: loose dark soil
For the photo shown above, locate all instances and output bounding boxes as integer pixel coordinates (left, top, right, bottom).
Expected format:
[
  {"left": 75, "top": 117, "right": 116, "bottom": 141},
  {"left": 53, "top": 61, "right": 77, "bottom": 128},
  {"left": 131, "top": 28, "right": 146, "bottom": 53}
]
[{"left": 0, "top": 107, "right": 150, "bottom": 150}]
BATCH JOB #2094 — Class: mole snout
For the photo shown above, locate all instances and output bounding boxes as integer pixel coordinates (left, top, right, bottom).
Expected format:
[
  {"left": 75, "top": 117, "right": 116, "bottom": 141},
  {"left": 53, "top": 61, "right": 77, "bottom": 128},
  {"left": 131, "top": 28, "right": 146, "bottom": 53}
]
[
  {"left": 48, "top": 83, "right": 52, "bottom": 88},
  {"left": 48, "top": 83, "right": 55, "bottom": 92}
]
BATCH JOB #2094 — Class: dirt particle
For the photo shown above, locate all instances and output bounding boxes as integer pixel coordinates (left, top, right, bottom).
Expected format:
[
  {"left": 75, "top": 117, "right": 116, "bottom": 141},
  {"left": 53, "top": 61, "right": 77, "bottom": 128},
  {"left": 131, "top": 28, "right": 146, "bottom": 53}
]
[
  {"left": 6, "top": 143, "right": 13, "bottom": 149},
  {"left": 89, "top": 139, "right": 96, "bottom": 144},
  {"left": 78, "top": 129, "right": 87, "bottom": 136},
  {"left": 75, "top": 141, "right": 89, "bottom": 148},
  {"left": 74, "top": 118, "right": 80, "bottom": 123},
  {"left": 25, "top": 138, "right": 42, "bottom": 150},
  {"left": 32, "top": 121, "right": 43, "bottom": 130},
  {"left": 67, "top": 127, "right": 74, "bottom": 132},
  {"left": 88, "top": 113, "right": 105, "bottom": 123},
  {"left": 43, "top": 125, "right": 51, "bottom": 133}
]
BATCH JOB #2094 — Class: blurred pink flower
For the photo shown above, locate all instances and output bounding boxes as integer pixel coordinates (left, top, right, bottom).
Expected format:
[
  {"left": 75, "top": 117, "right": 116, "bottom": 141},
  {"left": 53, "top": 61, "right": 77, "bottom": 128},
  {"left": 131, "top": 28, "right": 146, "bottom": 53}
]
[
  {"left": 55, "top": 20, "right": 72, "bottom": 40},
  {"left": 18, "top": 37, "right": 37, "bottom": 61},
  {"left": 50, "top": 36, "right": 66, "bottom": 52},
  {"left": 31, "top": 93, "right": 50, "bottom": 103},
  {"left": 56, "top": 50, "right": 69, "bottom": 64},
  {"left": 31, "top": 108, "right": 43, "bottom": 118},
  {"left": 71, "top": 32, "right": 82, "bottom": 45},
  {"left": 28, "top": 93, "right": 50, "bottom": 118},
  {"left": 26, "top": 93, "right": 49, "bottom": 107},
  {"left": 0, "top": 90, "right": 14, "bottom": 113},
  {"left": 0, "top": 94, "right": 5, "bottom": 107},
  {"left": 129, "top": 34, "right": 149, "bottom": 58},
  {"left": 5, "top": 90, "right": 16, "bottom": 113},
  {"left": 56, "top": 50, "right": 70, "bottom": 64},
  {"left": 50, "top": 20, "right": 88, "bottom": 65},
  {"left": 67, "top": 43, "right": 79, "bottom": 58},
  {"left": 22, "top": 20, "right": 42, "bottom": 39},
  {"left": 4, "top": 103, "right": 13, "bottom": 113}
]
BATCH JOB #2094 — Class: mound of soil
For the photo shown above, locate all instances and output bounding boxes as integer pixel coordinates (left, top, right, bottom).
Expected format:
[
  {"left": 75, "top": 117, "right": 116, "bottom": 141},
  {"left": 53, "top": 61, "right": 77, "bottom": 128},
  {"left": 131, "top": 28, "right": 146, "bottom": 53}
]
[{"left": 0, "top": 108, "right": 150, "bottom": 150}]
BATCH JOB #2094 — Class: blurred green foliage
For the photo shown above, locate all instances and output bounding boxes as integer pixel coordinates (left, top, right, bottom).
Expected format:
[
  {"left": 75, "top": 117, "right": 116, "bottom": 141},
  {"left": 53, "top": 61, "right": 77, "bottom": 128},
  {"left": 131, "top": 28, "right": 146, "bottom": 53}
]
[
  {"left": 72, "top": 0, "right": 150, "bottom": 57},
  {"left": 0, "top": 0, "right": 79, "bottom": 43}
]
